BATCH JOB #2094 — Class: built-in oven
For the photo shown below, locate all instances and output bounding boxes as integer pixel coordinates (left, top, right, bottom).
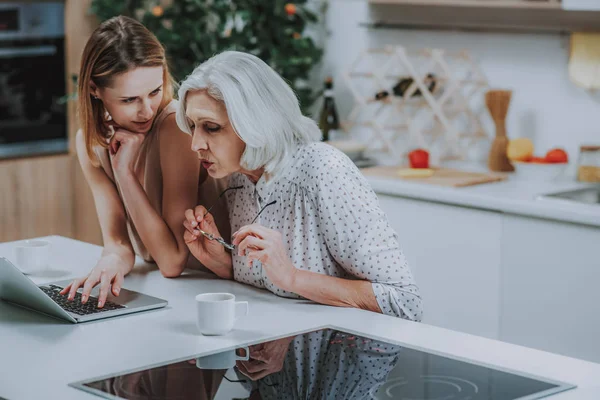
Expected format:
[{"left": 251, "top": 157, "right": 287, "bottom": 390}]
[{"left": 0, "top": 2, "right": 67, "bottom": 159}]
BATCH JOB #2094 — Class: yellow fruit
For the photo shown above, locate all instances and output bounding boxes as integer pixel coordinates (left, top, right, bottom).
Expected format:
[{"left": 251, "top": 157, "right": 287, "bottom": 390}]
[
  {"left": 397, "top": 168, "right": 434, "bottom": 178},
  {"left": 507, "top": 138, "right": 534, "bottom": 161}
]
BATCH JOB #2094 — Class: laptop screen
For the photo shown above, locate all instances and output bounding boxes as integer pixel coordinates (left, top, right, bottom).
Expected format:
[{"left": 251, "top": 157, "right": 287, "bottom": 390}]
[{"left": 72, "top": 327, "right": 575, "bottom": 400}]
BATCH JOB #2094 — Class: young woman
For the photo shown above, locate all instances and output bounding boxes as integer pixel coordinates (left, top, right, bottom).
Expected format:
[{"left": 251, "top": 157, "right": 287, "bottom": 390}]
[{"left": 60, "top": 16, "right": 228, "bottom": 308}]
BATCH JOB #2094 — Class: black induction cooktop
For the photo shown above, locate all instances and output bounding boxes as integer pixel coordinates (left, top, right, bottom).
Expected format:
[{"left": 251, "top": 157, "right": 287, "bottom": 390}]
[{"left": 70, "top": 328, "right": 575, "bottom": 400}]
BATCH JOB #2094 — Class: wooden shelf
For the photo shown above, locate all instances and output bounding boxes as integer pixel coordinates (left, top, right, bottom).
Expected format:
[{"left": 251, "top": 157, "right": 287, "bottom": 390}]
[
  {"left": 367, "top": 0, "right": 600, "bottom": 33},
  {"left": 369, "top": 0, "right": 562, "bottom": 9}
]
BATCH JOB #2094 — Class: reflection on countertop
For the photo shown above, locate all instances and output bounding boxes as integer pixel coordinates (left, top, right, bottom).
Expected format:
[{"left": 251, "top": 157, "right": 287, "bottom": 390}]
[
  {"left": 72, "top": 328, "right": 575, "bottom": 400},
  {"left": 0, "top": 138, "right": 69, "bottom": 160}
]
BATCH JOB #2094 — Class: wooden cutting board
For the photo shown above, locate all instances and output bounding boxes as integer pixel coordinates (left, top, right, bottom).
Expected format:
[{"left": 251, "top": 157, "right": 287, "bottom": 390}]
[{"left": 361, "top": 166, "right": 507, "bottom": 188}]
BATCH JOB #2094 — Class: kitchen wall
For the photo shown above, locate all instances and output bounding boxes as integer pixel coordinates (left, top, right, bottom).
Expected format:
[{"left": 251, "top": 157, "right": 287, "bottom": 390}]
[{"left": 322, "top": 0, "right": 600, "bottom": 161}]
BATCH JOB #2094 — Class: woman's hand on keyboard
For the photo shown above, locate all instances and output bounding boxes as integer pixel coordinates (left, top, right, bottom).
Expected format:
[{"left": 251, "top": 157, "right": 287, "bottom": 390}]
[{"left": 59, "top": 253, "right": 129, "bottom": 308}]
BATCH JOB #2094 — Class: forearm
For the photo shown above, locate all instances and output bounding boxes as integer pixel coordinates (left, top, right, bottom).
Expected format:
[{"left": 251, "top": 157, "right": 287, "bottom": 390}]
[
  {"left": 286, "top": 269, "right": 382, "bottom": 313},
  {"left": 204, "top": 253, "right": 234, "bottom": 280},
  {"left": 117, "top": 172, "right": 187, "bottom": 276}
]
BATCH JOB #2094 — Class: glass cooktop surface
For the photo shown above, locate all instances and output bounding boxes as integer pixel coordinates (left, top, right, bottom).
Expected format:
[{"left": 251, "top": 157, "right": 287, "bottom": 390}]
[{"left": 70, "top": 328, "right": 575, "bottom": 400}]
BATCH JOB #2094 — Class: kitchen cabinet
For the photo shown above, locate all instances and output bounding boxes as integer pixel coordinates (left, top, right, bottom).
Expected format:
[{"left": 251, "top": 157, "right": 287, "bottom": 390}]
[
  {"left": 377, "top": 194, "right": 502, "bottom": 339},
  {"left": 376, "top": 192, "right": 600, "bottom": 363},
  {"left": 0, "top": 155, "right": 74, "bottom": 242},
  {"left": 0, "top": 0, "right": 101, "bottom": 245},
  {"left": 499, "top": 214, "right": 600, "bottom": 363}
]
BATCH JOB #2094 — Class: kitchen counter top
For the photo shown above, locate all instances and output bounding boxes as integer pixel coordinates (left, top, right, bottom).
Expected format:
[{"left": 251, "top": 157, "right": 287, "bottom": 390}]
[
  {"left": 362, "top": 162, "right": 600, "bottom": 227},
  {"left": 1, "top": 236, "right": 600, "bottom": 399}
]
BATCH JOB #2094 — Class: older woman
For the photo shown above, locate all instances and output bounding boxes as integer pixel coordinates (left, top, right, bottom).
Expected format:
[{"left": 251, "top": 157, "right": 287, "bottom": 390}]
[{"left": 177, "top": 51, "right": 422, "bottom": 321}]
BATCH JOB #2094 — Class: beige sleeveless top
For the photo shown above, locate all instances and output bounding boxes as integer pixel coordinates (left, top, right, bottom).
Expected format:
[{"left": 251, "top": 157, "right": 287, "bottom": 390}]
[{"left": 94, "top": 100, "right": 230, "bottom": 269}]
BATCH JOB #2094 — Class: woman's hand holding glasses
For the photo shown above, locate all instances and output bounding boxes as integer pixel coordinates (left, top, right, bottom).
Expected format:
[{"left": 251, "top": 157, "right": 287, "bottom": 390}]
[{"left": 183, "top": 205, "right": 233, "bottom": 277}]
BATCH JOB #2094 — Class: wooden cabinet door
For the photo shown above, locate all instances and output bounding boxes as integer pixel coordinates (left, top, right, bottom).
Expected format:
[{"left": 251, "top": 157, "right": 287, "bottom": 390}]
[{"left": 0, "top": 155, "right": 74, "bottom": 242}]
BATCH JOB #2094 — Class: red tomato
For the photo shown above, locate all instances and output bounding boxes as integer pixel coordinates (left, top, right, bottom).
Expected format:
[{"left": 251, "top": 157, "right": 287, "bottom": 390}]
[
  {"left": 545, "top": 148, "right": 568, "bottom": 163},
  {"left": 408, "top": 149, "right": 429, "bottom": 169}
]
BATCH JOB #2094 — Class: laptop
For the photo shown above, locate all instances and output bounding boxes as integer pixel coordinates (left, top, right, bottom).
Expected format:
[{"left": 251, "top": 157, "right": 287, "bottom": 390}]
[{"left": 0, "top": 257, "right": 168, "bottom": 323}]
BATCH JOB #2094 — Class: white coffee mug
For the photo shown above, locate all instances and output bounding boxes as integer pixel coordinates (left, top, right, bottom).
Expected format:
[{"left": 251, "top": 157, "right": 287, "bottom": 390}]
[
  {"left": 195, "top": 292, "right": 249, "bottom": 336},
  {"left": 196, "top": 347, "right": 249, "bottom": 370},
  {"left": 14, "top": 239, "right": 51, "bottom": 274}
]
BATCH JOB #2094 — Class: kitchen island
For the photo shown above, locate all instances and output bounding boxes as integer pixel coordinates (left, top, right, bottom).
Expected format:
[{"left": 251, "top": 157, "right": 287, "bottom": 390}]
[{"left": 0, "top": 236, "right": 599, "bottom": 399}]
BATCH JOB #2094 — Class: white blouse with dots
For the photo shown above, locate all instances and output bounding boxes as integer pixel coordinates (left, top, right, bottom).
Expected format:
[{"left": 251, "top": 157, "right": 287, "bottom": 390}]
[
  {"left": 256, "top": 329, "right": 402, "bottom": 398},
  {"left": 225, "top": 142, "right": 422, "bottom": 321}
]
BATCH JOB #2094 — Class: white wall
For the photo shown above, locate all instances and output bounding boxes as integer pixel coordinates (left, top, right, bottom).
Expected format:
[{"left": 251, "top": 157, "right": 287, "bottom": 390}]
[{"left": 322, "top": 0, "right": 600, "bottom": 160}]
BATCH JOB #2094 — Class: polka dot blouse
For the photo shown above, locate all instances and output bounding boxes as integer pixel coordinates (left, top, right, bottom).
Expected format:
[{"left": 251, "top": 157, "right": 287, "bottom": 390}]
[
  {"left": 255, "top": 329, "right": 402, "bottom": 399},
  {"left": 225, "top": 142, "right": 423, "bottom": 321}
]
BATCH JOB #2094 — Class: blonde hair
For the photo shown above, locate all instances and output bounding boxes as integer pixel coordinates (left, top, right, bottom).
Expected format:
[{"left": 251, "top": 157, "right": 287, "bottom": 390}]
[
  {"left": 176, "top": 51, "right": 321, "bottom": 177},
  {"left": 78, "top": 16, "right": 175, "bottom": 165}
]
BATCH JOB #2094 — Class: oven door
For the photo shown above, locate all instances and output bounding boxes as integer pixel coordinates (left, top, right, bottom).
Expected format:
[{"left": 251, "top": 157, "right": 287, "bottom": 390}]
[{"left": 0, "top": 37, "right": 68, "bottom": 157}]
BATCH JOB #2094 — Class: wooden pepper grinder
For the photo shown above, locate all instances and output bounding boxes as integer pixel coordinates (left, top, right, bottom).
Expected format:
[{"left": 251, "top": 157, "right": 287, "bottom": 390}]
[{"left": 486, "top": 89, "right": 515, "bottom": 172}]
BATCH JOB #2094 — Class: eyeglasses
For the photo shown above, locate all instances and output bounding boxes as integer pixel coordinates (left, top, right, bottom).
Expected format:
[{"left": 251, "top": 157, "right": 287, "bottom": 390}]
[{"left": 198, "top": 186, "right": 277, "bottom": 251}]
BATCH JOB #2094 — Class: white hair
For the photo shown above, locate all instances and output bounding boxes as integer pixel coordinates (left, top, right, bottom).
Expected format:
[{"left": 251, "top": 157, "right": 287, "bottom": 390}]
[{"left": 176, "top": 51, "right": 321, "bottom": 176}]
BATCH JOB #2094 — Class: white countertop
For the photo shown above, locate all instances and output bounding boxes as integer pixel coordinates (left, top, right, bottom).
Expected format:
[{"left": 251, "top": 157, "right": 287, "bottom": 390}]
[
  {"left": 363, "top": 162, "right": 600, "bottom": 227},
  {"left": 1, "top": 236, "right": 600, "bottom": 399}
]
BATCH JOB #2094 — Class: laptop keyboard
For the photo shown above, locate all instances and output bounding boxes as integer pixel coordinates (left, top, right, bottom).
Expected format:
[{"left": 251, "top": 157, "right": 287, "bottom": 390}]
[{"left": 40, "top": 284, "right": 126, "bottom": 316}]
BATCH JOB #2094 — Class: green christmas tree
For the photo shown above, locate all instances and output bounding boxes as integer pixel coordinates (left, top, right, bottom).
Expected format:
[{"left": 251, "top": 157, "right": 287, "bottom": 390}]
[{"left": 90, "top": 0, "right": 324, "bottom": 113}]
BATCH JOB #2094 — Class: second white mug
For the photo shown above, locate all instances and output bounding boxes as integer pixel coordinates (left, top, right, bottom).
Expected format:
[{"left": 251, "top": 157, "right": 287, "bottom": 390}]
[
  {"left": 195, "top": 292, "right": 248, "bottom": 336},
  {"left": 14, "top": 239, "right": 51, "bottom": 275}
]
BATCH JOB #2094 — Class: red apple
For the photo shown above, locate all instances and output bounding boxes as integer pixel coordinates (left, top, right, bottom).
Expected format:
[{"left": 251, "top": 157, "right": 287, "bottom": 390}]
[{"left": 408, "top": 149, "right": 429, "bottom": 169}]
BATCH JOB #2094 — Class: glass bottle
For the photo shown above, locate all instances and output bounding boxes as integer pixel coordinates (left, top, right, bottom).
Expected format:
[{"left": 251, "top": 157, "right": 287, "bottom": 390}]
[{"left": 318, "top": 77, "right": 340, "bottom": 142}]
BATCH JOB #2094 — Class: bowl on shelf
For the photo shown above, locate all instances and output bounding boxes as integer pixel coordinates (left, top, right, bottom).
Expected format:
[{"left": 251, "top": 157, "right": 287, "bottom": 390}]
[{"left": 512, "top": 161, "right": 568, "bottom": 181}]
